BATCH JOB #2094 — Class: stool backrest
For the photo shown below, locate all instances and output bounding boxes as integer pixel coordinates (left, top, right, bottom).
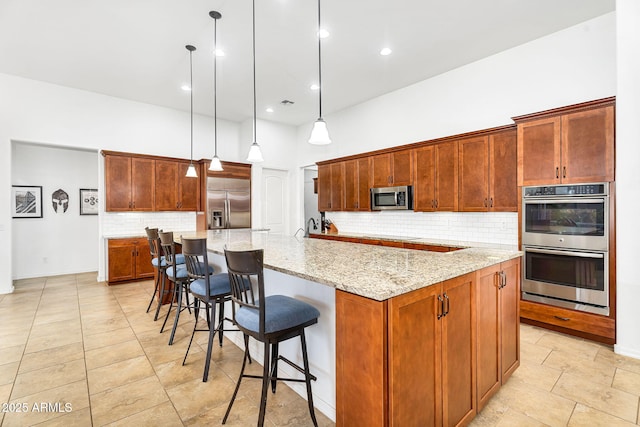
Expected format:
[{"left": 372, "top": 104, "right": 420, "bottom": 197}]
[
  {"left": 224, "top": 249, "right": 264, "bottom": 336},
  {"left": 145, "top": 227, "right": 162, "bottom": 260},
  {"left": 180, "top": 237, "right": 213, "bottom": 297},
  {"left": 158, "top": 231, "right": 178, "bottom": 268}
]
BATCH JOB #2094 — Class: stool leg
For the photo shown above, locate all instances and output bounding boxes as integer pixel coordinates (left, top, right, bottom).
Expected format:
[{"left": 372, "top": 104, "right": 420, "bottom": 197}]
[
  {"left": 182, "top": 299, "right": 199, "bottom": 366},
  {"left": 153, "top": 269, "right": 167, "bottom": 321},
  {"left": 218, "top": 297, "right": 225, "bottom": 347},
  {"left": 270, "top": 342, "right": 279, "bottom": 393},
  {"left": 160, "top": 278, "right": 177, "bottom": 333},
  {"left": 300, "top": 331, "right": 318, "bottom": 427},
  {"left": 203, "top": 301, "right": 217, "bottom": 382},
  {"left": 145, "top": 267, "right": 160, "bottom": 313},
  {"left": 258, "top": 341, "right": 271, "bottom": 427},
  {"left": 222, "top": 333, "right": 251, "bottom": 425},
  {"left": 168, "top": 280, "right": 184, "bottom": 345}
]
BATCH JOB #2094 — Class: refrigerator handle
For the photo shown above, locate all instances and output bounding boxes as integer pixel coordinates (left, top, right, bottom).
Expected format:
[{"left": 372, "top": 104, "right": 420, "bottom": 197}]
[{"left": 225, "top": 199, "right": 230, "bottom": 228}]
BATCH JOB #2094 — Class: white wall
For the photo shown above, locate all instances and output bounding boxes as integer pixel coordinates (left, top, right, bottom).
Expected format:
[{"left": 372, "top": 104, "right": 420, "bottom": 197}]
[
  {"left": 614, "top": 0, "right": 640, "bottom": 358},
  {"left": 11, "top": 143, "right": 99, "bottom": 278}
]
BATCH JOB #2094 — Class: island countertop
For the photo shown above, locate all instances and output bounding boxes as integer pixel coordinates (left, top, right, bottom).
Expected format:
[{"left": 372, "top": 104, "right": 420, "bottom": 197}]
[{"left": 177, "top": 229, "right": 521, "bottom": 301}]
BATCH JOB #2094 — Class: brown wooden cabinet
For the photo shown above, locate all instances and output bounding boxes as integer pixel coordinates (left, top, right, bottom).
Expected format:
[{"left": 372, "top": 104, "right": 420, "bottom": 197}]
[
  {"left": 414, "top": 141, "right": 458, "bottom": 211},
  {"left": 105, "top": 155, "right": 155, "bottom": 211},
  {"left": 459, "top": 129, "right": 517, "bottom": 212},
  {"left": 107, "top": 237, "right": 154, "bottom": 284},
  {"left": 476, "top": 258, "right": 520, "bottom": 411},
  {"left": 344, "top": 158, "right": 371, "bottom": 211},
  {"left": 371, "top": 149, "right": 413, "bottom": 188},
  {"left": 155, "top": 160, "right": 200, "bottom": 211},
  {"left": 337, "top": 271, "right": 477, "bottom": 427},
  {"left": 317, "top": 162, "right": 344, "bottom": 211},
  {"left": 515, "top": 99, "right": 614, "bottom": 186}
]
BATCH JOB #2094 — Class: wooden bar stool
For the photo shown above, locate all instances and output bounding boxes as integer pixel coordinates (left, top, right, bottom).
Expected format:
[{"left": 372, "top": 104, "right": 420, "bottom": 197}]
[{"left": 223, "top": 248, "right": 320, "bottom": 427}]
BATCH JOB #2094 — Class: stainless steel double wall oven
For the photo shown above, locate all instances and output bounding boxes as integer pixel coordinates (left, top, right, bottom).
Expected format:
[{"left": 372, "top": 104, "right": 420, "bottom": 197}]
[{"left": 521, "top": 183, "right": 609, "bottom": 315}]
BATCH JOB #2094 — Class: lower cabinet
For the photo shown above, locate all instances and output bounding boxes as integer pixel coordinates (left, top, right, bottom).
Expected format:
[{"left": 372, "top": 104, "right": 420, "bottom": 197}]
[
  {"left": 336, "top": 271, "right": 480, "bottom": 427},
  {"left": 107, "top": 238, "right": 154, "bottom": 284},
  {"left": 475, "top": 258, "right": 520, "bottom": 411}
]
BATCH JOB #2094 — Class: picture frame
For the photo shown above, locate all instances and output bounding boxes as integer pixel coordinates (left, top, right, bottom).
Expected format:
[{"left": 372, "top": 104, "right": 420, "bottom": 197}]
[
  {"left": 79, "top": 188, "right": 99, "bottom": 215},
  {"left": 12, "top": 185, "right": 43, "bottom": 218}
]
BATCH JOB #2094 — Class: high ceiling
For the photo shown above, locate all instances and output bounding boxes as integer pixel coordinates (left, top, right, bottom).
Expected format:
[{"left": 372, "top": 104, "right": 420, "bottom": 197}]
[{"left": 0, "top": 0, "right": 615, "bottom": 126}]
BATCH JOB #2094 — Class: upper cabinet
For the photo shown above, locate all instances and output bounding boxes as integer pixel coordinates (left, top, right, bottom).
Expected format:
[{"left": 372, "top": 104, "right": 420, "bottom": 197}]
[
  {"left": 103, "top": 151, "right": 204, "bottom": 212},
  {"left": 414, "top": 141, "right": 458, "bottom": 212},
  {"left": 371, "top": 149, "right": 413, "bottom": 188},
  {"left": 317, "top": 162, "right": 344, "bottom": 212},
  {"left": 459, "top": 129, "right": 517, "bottom": 212},
  {"left": 515, "top": 98, "right": 615, "bottom": 186},
  {"left": 105, "top": 154, "right": 155, "bottom": 211},
  {"left": 344, "top": 158, "right": 371, "bottom": 211},
  {"left": 155, "top": 160, "right": 200, "bottom": 211}
]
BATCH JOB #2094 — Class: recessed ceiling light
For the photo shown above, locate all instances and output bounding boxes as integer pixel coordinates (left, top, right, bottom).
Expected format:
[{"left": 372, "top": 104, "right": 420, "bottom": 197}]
[
  {"left": 181, "top": 84, "right": 191, "bottom": 91},
  {"left": 318, "top": 28, "right": 329, "bottom": 39},
  {"left": 265, "top": 107, "right": 274, "bottom": 113},
  {"left": 380, "top": 47, "right": 392, "bottom": 56},
  {"left": 310, "top": 84, "right": 320, "bottom": 91},
  {"left": 213, "top": 48, "right": 225, "bottom": 57}
]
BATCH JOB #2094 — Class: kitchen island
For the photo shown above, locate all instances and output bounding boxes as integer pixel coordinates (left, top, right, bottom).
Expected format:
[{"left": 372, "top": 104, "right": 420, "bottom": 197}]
[{"left": 179, "top": 229, "right": 521, "bottom": 426}]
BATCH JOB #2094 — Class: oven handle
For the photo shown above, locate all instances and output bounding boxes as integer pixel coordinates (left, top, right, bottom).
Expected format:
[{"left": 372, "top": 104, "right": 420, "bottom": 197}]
[
  {"left": 523, "top": 197, "right": 605, "bottom": 204},
  {"left": 525, "top": 247, "right": 604, "bottom": 259}
]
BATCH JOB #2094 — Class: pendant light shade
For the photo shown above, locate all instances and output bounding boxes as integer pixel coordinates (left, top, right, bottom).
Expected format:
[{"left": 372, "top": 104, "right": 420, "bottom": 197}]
[
  {"left": 308, "top": 0, "right": 331, "bottom": 145},
  {"left": 208, "top": 11, "right": 224, "bottom": 172},
  {"left": 185, "top": 44, "right": 198, "bottom": 177},
  {"left": 246, "top": 0, "right": 264, "bottom": 163}
]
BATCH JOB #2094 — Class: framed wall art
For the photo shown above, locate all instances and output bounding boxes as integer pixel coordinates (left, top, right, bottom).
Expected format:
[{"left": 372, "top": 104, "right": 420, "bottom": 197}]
[
  {"left": 80, "top": 188, "right": 99, "bottom": 215},
  {"left": 12, "top": 185, "right": 43, "bottom": 218}
]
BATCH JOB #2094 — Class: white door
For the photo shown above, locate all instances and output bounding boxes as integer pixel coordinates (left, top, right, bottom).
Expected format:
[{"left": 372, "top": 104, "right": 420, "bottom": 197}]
[{"left": 262, "top": 168, "right": 289, "bottom": 235}]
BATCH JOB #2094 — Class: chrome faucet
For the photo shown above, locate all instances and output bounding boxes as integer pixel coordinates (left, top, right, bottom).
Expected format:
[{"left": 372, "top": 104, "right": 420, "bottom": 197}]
[{"left": 304, "top": 218, "right": 318, "bottom": 238}]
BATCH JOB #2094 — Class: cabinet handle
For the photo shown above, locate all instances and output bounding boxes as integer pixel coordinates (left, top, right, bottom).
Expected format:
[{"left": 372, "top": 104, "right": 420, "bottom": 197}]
[
  {"left": 563, "top": 166, "right": 566, "bottom": 178},
  {"left": 435, "top": 200, "right": 438, "bottom": 209},
  {"left": 554, "top": 315, "right": 570, "bottom": 321},
  {"left": 128, "top": 201, "right": 132, "bottom": 208},
  {"left": 484, "top": 198, "right": 487, "bottom": 207},
  {"left": 500, "top": 271, "right": 507, "bottom": 288},
  {"left": 556, "top": 167, "right": 559, "bottom": 179},
  {"left": 443, "top": 293, "right": 450, "bottom": 316},
  {"left": 437, "top": 295, "right": 444, "bottom": 319},
  {"left": 490, "top": 198, "right": 493, "bottom": 208}
]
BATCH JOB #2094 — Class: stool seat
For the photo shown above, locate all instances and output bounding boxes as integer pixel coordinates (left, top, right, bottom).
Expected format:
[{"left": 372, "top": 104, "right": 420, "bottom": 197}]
[
  {"left": 236, "top": 295, "right": 320, "bottom": 335},
  {"left": 166, "top": 265, "right": 188, "bottom": 280},
  {"left": 152, "top": 254, "right": 185, "bottom": 267},
  {"left": 189, "top": 273, "right": 231, "bottom": 298}
]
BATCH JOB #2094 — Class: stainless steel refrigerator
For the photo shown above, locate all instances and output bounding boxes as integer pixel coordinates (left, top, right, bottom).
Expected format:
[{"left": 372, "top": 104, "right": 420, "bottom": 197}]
[{"left": 206, "top": 177, "right": 251, "bottom": 229}]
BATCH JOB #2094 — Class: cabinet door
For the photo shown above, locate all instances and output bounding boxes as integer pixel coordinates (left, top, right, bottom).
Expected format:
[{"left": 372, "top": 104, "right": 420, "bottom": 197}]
[
  {"left": 108, "top": 240, "right": 136, "bottom": 282},
  {"left": 435, "top": 141, "right": 458, "bottom": 212},
  {"left": 388, "top": 284, "right": 442, "bottom": 427},
  {"left": 517, "top": 117, "right": 561, "bottom": 186},
  {"left": 155, "top": 160, "right": 178, "bottom": 211},
  {"left": 459, "top": 136, "right": 489, "bottom": 212},
  {"left": 561, "top": 106, "right": 614, "bottom": 183},
  {"left": 357, "top": 157, "right": 371, "bottom": 211},
  {"left": 500, "top": 258, "right": 520, "bottom": 382},
  {"left": 371, "top": 153, "right": 392, "bottom": 187},
  {"left": 413, "top": 146, "right": 436, "bottom": 211},
  {"left": 131, "top": 157, "right": 155, "bottom": 211},
  {"left": 391, "top": 149, "right": 413, "bottom": 186},
  {"left": 330, "top": 162, "right": 344, "bottom": 211},
  {"left": 135, "top": 239, "right": 155, "bottom": 279},
  {"left": 489, "top": 130, "right": 518, "bottom": 212},
  {"left": 178, "top": 161, "right": 200, "bottom": 211},
  {"left": 441, "top": 273, "right": 476, "bottom": 427},
  {"left": 344, "top": 160, "right": 358, "bottom": 211},
  {"left": 475, "top": 266, "right": 500, "bottom": 411},
  {"left": 336, "top": 291, "right": 388, "bottom": 427},
  {"left": 317, "top": 164, "right": 331, "bottom": 211},
  {"left": 105, "top": 155, "right": 132, "bottom": 211}
]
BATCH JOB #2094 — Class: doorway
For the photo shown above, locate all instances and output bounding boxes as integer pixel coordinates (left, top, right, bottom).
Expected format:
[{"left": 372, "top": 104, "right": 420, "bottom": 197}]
[{"left": 261, "top": 168, "right": 290, "bottom": 235}]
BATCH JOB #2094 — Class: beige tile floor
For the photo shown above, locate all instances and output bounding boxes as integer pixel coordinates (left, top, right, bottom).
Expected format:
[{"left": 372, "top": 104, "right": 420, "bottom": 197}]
[{"left": 0, "top": 273, "right": 639, "bottom": 426}]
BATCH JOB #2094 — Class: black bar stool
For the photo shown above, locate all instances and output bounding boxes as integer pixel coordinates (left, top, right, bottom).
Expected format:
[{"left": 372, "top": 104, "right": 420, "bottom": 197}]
[
  {"left": 223, "top": 248, "right": 320, "bottom": 427},
  {"left": 158, "top": 231, "right": 191, "bottom": 345},
  {"left": 180, "top": 236, "right": 236, "bottom": 382},
  {"left": 144, "top": 227, "right": 169, "bottom": 320}
]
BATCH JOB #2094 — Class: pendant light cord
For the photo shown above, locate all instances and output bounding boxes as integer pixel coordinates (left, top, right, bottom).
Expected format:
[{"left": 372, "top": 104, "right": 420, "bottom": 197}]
[
  {"left": 213, "top": 16, "right": 218, "bottom": 157},
  {"left": 317, "top": 0, "right": 322, "bottom": 119},
  {"left": 189, "top": 48, "right": 194, "bottom": 162},
  {"left": 252, "top": 0, "right": 257, "bottom": 144}
]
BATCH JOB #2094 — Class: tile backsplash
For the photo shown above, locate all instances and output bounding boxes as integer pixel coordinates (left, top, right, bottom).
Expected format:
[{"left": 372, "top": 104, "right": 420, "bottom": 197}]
[
  {"left": 101, "top": 211, "right": 196, "bottom": 237},
  {"left": 326, "top": 211, "right": 518, "bottom": 245}
]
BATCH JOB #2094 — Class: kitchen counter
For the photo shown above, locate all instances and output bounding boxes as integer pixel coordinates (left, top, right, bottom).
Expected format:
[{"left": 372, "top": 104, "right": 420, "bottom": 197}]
[{"left": 178, "top": 229, "right": 521, "bottom": 301}]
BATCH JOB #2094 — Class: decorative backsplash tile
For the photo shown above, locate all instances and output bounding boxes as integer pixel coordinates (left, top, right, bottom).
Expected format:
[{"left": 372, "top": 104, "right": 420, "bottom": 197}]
[{"left": 326, "top": 211, "right": 518, "bottom": 245}]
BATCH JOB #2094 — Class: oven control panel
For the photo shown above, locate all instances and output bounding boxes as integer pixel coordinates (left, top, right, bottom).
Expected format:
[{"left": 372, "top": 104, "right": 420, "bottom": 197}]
[{"left": 523, "top": 183, "right": 607, "bottom": 197}]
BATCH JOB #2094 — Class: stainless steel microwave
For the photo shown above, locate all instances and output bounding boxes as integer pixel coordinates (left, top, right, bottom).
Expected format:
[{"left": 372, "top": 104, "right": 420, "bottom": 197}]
[{"left": 371, "top": 186, "right": 413, "bottom": 211}]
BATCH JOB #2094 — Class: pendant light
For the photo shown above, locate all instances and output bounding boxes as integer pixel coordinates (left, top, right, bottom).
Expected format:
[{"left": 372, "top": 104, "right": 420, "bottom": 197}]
[
  {"left": 246, "top": 0, "right": 264, "bottom": 162},
  {"left": 208, "top": 11, "right": 224, "bottom": 172},
  {"left": 185, "top": 44, "right": 198, "bottom": 177},
  {"left": 308, "top": 0, "right": 331, "bottom": 145}
]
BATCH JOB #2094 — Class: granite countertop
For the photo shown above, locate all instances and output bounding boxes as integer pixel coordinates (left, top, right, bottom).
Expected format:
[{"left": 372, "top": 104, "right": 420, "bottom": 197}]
[{"left": 178, "top": 229, "right": 521, "bottom": 301}]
